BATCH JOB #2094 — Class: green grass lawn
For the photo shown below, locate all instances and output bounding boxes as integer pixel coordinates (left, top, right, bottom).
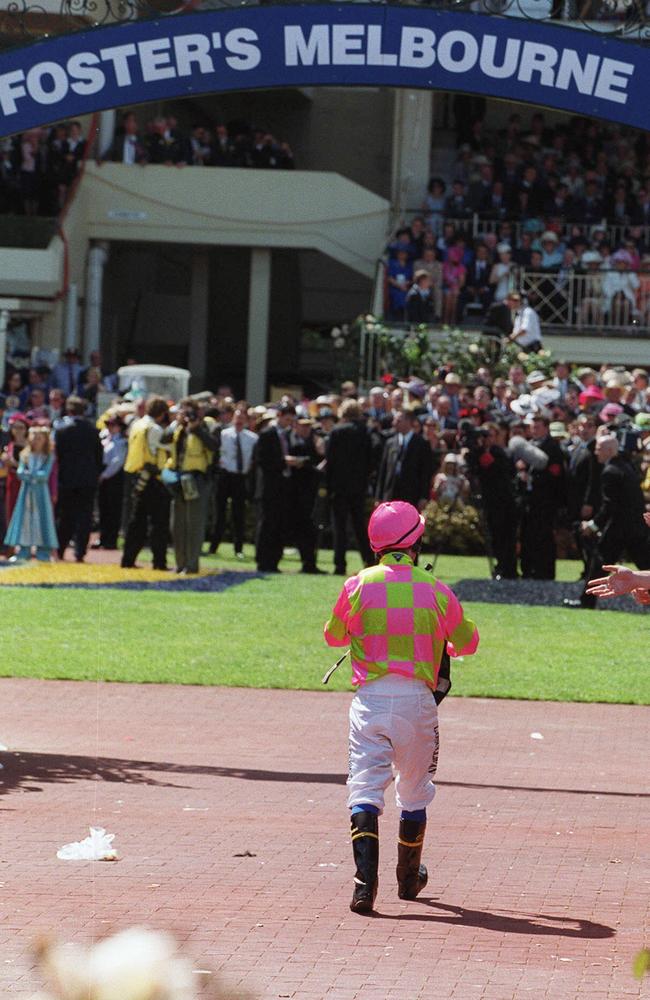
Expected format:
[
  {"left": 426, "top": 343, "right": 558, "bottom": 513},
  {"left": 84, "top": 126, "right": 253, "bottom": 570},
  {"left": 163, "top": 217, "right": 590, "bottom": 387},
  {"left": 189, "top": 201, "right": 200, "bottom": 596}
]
[{"left": 0, "top": 546, "right": 647, "bottom": 704}]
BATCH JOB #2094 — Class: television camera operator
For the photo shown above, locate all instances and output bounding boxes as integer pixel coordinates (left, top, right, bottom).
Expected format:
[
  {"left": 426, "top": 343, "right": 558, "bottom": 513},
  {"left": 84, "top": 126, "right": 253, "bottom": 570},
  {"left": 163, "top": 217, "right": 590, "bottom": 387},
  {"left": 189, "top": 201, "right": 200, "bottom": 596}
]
[{"left": 461, "top": 420, "right": 518, "bottom": 580}]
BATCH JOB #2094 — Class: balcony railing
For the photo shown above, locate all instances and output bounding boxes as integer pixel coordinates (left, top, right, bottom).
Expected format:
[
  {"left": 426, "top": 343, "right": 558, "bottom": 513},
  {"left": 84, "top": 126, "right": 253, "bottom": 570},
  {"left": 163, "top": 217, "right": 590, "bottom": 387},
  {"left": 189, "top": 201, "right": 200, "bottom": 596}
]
[
  {"left": 401, "top": 211, "right": 650, "bottom": 252},
  {"left": 1, "top": 0, "right": 648, "bottom": 50},
  {"left": 521, "top": 268, "right": 650, "bottom": 330},
  {"left": 376, "top": 257, "right": 650, "bottom": 333}
]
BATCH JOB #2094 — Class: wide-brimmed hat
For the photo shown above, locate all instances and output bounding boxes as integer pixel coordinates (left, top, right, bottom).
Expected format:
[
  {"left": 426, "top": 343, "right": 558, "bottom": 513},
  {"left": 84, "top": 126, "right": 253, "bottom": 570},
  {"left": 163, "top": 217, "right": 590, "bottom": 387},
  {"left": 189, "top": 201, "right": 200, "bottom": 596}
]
[
  {"left": 533, "top": 387, "right": 561, "bottom": 407},
  {"left": 579, "top": 386, "right": 605, "bottom": 405},
  {"left": 600, "top": 402, "right": 624, "bottom": 423},
  {"left": 541, "top": 231, "right": 559, "bottom": 243},
  {"left": 549, "top": 421, "right": 570, "bottom": 439},
  {"left": 510, "top": 394, "right": 535, "bottom": 417},
  {"left": 8, "top": 412, "right": 29, "bottom": 426},
  {"left": 398, "top": 377, "right": 427, "bottom": 399},
  {"left": 527, "top": 371, "right": 547, "bottom": 387}
]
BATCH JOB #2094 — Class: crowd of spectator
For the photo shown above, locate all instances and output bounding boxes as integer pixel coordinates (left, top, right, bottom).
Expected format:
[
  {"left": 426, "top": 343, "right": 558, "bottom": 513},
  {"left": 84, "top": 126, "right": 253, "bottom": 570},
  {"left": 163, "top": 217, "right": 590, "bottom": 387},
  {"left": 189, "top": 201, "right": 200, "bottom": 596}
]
[
  {"left": 1, "top": 352, "right": 648, "bottom": 609},
  {"left": 385, "top": 111, "right": 650, "bottom": 328},
  {"left": 0, "top": 111, "right": 295, "bottom": 217},
  {"left": 104, "top": 111, "right": 295, "bottom": 170},
  {"left": 0, "top": 121, "right": 87, "bottom": 216}
]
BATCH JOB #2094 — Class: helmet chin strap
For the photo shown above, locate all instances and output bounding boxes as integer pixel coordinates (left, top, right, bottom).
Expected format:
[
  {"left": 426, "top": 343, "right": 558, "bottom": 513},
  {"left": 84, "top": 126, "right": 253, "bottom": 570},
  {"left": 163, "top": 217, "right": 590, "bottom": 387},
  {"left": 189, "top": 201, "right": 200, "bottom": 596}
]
[{"left": 377, "top": 539, "right": 422, "bottom": 560}]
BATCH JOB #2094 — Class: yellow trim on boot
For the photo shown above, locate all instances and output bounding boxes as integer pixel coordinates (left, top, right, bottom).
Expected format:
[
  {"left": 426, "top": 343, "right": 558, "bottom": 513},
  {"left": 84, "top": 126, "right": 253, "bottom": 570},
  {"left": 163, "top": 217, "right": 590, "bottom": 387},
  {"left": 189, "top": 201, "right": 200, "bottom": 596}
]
[
  {"left": 351, "top": 831, "right": 379, "bottom": 842},
  {"left": 398, "top": 837, "right": 424, "bottom": 847}
]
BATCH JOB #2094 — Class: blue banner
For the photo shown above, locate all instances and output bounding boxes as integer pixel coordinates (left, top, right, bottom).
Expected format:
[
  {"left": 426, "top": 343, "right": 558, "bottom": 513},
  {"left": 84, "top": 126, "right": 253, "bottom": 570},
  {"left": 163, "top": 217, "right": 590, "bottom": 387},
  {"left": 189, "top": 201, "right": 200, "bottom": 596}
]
[{"left": 0, "top": 4, "right": 647, "bottom": 136}]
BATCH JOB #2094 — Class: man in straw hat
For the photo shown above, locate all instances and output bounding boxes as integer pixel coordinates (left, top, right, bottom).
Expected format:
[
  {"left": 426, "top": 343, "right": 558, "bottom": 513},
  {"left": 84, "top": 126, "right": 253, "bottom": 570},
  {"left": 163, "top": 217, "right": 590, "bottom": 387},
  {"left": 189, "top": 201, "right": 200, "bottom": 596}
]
[{"left": 324, "top": 501, "right": 479, "bottom": 914}]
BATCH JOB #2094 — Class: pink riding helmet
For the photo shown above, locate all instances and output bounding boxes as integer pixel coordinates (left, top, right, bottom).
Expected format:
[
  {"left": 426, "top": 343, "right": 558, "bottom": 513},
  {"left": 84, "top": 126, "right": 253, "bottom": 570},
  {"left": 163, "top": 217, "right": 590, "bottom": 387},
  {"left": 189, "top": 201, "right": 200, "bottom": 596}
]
[{"left": 368, "top": 501, "right": 425, "bottom": 553}]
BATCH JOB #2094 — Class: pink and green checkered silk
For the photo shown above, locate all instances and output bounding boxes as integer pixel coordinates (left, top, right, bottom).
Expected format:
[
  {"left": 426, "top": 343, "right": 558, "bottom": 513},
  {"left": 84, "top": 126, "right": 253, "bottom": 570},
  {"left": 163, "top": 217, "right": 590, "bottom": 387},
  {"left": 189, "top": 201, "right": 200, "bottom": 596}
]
[{"left": 324, "top": 552, "right": 479, "bottom": 688}]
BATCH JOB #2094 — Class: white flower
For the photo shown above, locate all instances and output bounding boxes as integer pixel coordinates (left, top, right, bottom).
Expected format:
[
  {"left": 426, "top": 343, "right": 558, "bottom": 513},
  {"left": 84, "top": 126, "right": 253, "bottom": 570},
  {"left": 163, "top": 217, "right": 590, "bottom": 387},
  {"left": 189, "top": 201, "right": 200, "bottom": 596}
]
[
  {"left": 341, "top": 324, "right": 350, "bottom": 335},
  {"left": 468, "top": 343, "right": 480, "bottom": 355},
  {"left": 38, "top": 928, "right": 196, "bottom": 1000},
  {"left": 330, "top": 327, "right": 341, "bottom": 339},
  {"left": 334, "top": 337, "right": 345, "bottom": 349},
  {"left": 364, "top": 314, "right": 375, "bottom": 322}
]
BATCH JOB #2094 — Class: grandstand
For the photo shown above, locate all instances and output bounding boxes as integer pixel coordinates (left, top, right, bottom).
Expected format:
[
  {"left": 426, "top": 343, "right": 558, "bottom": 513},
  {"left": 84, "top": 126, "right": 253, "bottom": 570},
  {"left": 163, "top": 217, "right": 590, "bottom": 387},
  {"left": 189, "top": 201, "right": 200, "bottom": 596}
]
[{"left": 0, "top": 0, "right": 648, "bottom": 398}]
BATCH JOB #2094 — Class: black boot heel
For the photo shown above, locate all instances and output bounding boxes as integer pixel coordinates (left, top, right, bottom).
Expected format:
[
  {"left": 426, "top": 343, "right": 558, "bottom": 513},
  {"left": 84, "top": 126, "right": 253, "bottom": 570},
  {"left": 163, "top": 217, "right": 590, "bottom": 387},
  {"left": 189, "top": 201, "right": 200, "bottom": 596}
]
[
  {"left": 396, "top": 819, "right": 428, "bottom": 900},
  {"left": 350, "top": 811, "right": 379, "bottom": 914}
]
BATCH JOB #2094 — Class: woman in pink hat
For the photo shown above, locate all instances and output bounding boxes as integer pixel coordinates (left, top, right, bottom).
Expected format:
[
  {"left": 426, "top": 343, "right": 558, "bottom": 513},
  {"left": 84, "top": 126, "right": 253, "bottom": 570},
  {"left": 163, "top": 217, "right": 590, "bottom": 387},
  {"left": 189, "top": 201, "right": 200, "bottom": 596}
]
[{"left": 324, "top": 501, "right": 479, "bottom": 915}]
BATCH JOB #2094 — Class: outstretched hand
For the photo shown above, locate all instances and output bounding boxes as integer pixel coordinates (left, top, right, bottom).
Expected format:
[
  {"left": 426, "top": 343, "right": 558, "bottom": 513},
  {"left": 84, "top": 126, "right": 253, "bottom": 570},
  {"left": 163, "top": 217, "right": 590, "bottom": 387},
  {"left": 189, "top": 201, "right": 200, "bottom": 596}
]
[{"left": 585, "top": 565, "right": 636, "bottom": 598}]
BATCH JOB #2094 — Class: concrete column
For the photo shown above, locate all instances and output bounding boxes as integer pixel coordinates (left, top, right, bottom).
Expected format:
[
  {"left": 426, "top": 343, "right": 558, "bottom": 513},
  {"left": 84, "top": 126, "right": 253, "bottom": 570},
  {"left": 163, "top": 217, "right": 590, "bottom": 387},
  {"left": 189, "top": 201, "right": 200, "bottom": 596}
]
[
  {"left": 391, "top": 90, "right": 433, "bottom": 221},
  {"left": 97, "top": 110, "right": 116, "bottom": 159},
  {"left": 188, "top": 250, "right": 209, "bottom": 389},
  {"left": 64, "top": 282, "right": 78, "bottom": 351},
  {"left": 0, "top": 307, "right": 9, "bottom": 384},
  {"left": 245, "top": 248, "right": 271, "bottom": 404},
  {"left": 83, "top": 241, "right": 109, "bottom": 361}
]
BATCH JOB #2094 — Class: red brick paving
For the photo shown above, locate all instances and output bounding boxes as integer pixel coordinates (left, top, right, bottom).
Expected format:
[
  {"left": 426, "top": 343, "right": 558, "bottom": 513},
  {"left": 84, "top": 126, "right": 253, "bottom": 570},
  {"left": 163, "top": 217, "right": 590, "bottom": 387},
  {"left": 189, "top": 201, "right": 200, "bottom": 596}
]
[{"left": 1, "top": 679, "right": 649, "bottom": 999}]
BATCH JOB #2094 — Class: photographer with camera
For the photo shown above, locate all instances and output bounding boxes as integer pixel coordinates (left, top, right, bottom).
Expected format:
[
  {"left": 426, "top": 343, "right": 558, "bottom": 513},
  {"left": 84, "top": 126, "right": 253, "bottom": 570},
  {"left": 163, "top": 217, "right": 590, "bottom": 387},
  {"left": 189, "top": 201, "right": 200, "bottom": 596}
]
[
  {"left": 163, "top": 400, "right": 220, "bottom": 575},
  {"left": 121, "top": 396, "right": 172, "bottom": 571},
  {"left": 463, "top": 420, "right": 518, "bottom": 580}
]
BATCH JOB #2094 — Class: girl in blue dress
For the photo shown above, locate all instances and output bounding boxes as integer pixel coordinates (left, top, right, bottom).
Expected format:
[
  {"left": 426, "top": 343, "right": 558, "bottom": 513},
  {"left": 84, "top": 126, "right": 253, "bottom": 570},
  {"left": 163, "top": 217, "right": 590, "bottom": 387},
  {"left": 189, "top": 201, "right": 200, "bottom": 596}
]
[{"left": 5, "top": 426, "right": 58, "bottom": 561}]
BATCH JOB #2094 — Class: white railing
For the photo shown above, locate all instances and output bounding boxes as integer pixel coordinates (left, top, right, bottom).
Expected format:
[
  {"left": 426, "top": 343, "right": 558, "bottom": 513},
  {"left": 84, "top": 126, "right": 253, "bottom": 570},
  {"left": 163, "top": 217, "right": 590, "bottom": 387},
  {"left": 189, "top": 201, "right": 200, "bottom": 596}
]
[
  {"left": 374, "top": 261, "right": 650, "bottom": 333},
  {"left": 404, "top": 211, "right": 650, "bottom": 252},
  {"left": 521, "top": 268, "right": 650, "bottom": 331}
]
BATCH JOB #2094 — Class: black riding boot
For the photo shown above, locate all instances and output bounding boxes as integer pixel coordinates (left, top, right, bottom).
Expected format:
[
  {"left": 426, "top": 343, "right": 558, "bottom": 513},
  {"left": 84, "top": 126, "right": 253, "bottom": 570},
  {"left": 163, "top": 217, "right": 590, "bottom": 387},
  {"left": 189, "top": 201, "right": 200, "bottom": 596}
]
[
  {"left": 396, "top": 819, "right": 428, "bottom": 900},
  {"left": 350, "top": 811, "right": 379, "bottom": 914}
]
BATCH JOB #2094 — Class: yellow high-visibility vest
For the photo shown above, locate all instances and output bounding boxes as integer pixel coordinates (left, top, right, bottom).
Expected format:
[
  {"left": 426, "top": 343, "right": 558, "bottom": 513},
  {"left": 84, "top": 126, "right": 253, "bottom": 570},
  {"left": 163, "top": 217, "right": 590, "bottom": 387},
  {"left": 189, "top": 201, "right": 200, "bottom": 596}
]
[
  {"left": 166, "top": 424, "right": 212, "bottom": 474},
  {"left": 124, "top": 419, "right": 166, "bottom": 474}
]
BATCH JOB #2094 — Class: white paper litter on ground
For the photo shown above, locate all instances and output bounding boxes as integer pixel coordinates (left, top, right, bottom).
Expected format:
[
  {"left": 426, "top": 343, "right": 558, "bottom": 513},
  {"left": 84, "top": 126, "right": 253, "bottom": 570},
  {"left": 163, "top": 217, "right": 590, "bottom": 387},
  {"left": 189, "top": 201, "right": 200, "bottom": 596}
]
[
  {"left": 530, "top": 732, "right": 544, "bottom": 740},
  {"left": 57, "top": 827, "right": 118, "bottom": 861}
]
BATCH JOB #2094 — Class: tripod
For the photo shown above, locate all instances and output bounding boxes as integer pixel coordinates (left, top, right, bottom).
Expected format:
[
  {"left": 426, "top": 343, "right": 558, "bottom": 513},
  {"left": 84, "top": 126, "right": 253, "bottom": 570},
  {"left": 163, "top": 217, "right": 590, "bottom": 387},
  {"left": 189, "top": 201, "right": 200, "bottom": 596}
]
[{"left": 427, "top": 487, "right": 495, "bottom": 579}]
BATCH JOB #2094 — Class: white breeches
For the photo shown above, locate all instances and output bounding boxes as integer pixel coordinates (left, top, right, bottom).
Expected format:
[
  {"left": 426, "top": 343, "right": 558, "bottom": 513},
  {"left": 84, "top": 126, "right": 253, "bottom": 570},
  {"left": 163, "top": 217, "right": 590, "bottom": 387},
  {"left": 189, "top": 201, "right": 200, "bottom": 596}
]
[{"left": 347, "top": 673, "right": 440, "bottom": 815}]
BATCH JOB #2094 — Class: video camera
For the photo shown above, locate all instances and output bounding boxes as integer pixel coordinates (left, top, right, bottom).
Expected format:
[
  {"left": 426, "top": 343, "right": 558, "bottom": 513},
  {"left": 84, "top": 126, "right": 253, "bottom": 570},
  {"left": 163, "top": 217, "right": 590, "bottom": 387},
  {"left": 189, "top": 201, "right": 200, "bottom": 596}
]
[
  {"left": 457, "top": 419, "right": 488, "bottom": 451},
  {"left": 612, "top": 415, "right": 642, "bottom": 454}
]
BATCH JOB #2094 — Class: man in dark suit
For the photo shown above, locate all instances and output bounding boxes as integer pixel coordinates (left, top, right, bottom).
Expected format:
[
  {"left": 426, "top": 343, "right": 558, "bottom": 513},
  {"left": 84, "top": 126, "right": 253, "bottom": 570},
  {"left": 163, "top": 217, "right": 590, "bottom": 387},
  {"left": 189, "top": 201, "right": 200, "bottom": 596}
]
[
  {"left": 632, "top": 188, "right": 650, "bottom": 226},
  {"left": 520, "top": 414, "right": 567, "bottom": 580},
  {"left": 466, "top": 423, "right": 518, "bottom": 579},
  {"left": 104, "top": 112, "right": 148, "bottom": 165},
  {"left": 375, "top": 408, "right": 433, "bottom": 510},
  {"left": 287, "top": 418, "right": 323, "bottom": 574},
  {"left": 566, "top": 415, "right": 601, "bottom": 579},
  {"left": 254, "top": 404, "right": 295, "bottom": 572},
  {"left": 468, "top": 161, "right": 494, "bottom": 214},
  {"left": 577, "top": 435, "right": 650, "bottom": 608},
  {"left": 55, "top": 395, "right": 103, "bottom": 562},
  {"left": 325, "top": 400, "right": 374, "bottom": 575},
  {"left": 462, "top": 243, "right": 493, "bottom": 316}
]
